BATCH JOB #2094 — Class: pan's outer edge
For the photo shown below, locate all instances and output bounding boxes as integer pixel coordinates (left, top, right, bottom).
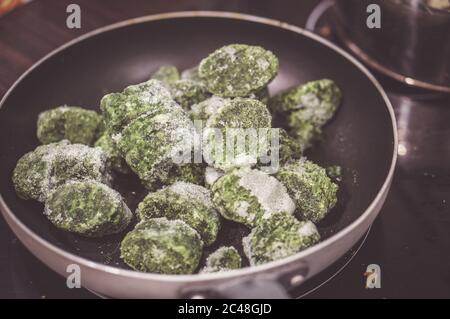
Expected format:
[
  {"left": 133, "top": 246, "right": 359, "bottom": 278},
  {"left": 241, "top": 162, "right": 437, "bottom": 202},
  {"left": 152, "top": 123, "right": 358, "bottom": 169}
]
[{"left": 0, "top": 11, "right": 398, "bottom": 285}]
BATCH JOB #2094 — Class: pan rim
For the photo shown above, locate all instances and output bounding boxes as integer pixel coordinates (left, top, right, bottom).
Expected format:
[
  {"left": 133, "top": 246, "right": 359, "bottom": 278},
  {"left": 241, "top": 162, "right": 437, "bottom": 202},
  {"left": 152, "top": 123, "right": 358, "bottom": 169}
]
[{"left": 0, "top": 11, "right": 398, "bottom": 283}]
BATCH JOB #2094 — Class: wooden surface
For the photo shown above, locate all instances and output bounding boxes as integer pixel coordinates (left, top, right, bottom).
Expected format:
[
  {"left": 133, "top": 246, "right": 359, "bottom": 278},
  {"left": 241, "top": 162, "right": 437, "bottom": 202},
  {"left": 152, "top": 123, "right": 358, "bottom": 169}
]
[{"left": 0, "top": 0, "right": 316, "bottom": 96}]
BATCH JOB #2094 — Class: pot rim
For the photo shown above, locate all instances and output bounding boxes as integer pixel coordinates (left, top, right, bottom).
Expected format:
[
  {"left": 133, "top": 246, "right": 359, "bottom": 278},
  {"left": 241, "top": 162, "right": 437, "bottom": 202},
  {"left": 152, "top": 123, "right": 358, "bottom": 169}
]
[
  {"left": 331, "top": 1, "right": 450, "bottom": 93},
  {"left": 0, "top": 11, "right": 398, "bottom": 283},
  {"left": 335, "top": 27, "right": 450, "bottom": 93}
]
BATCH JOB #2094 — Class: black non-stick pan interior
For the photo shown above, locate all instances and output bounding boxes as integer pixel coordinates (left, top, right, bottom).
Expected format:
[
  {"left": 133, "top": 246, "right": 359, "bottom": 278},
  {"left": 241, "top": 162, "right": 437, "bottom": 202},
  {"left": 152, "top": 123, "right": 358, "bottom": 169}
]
[{"left": 0, "top": 15, "right": 395, "bottom": 271}]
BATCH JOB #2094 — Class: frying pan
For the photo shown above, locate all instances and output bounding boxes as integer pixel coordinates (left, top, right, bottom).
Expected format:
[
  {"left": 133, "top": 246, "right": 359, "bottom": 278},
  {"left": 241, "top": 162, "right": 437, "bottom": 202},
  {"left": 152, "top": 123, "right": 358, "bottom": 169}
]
[{"left": 0, "top": 11, "right": 397, "bottom": 298}]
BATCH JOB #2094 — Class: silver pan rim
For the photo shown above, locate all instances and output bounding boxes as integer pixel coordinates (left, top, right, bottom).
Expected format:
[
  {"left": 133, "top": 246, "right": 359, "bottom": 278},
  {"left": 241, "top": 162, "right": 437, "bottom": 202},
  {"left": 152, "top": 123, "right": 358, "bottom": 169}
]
[{"left": 0, "top": 11, "right": 398, "bottom": 283}]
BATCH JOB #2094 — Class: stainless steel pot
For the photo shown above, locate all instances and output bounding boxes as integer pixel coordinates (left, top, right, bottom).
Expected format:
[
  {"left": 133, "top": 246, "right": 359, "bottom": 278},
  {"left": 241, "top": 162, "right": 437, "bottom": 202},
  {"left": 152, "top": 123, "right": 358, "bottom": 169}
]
[
  {"left": 0, "top": 12, "right": 397, "bottom": 298},
  {"left": 331, "top": 0, "right": 450, "bottom": 92}
]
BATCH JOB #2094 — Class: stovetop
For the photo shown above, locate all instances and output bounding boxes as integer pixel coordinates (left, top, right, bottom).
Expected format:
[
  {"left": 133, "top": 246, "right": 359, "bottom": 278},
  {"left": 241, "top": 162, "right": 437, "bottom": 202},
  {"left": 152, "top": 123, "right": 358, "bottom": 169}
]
[{"left": 1, "top": 0, "right": 450, "bottom": 299}]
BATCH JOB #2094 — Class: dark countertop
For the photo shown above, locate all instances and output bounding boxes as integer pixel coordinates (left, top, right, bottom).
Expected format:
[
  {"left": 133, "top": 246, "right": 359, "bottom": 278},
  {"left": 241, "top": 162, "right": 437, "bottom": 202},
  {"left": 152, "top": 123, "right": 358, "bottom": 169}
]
[
  {"left": 0, "top": 0, "right": 318, "bottom": 95},
  {"left": 1, "top": 0, "right": 450, "bottom": 299}
]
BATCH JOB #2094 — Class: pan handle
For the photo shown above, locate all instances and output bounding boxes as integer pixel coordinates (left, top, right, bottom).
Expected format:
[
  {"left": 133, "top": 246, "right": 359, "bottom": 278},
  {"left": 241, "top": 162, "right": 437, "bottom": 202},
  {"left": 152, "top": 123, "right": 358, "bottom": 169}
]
[
  {"left": 202, "top": 276, "right": 295, "bottom": 299},
  {"left": 181, "top": 261, "right": 309, "bottom": 299}
]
